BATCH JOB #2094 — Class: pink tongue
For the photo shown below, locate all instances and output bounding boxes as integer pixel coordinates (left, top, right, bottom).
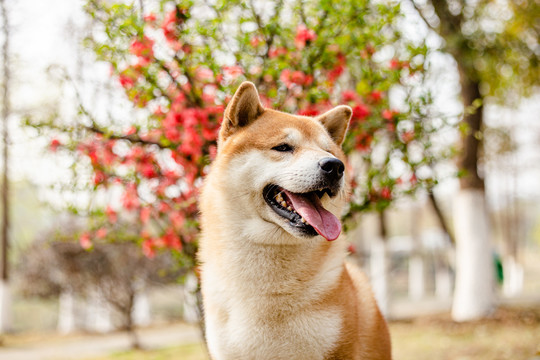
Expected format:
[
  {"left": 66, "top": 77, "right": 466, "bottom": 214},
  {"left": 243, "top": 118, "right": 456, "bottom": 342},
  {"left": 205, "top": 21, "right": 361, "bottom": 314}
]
[{"left": 283, "top": 190, "right": 342, "bottom": 241}]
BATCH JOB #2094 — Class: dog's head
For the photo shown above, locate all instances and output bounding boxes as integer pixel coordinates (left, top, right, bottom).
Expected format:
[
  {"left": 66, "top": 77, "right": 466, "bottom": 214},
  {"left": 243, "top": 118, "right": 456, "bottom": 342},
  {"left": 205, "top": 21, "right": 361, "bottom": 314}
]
[{"left": 213, "top": 82, "right": 351, "bottom": 243}]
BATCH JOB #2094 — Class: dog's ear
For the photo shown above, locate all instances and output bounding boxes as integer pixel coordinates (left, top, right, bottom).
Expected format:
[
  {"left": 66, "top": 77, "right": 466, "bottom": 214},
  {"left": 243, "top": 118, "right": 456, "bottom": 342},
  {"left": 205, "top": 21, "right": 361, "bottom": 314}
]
[
  {"left": 221, "top": 81, "right": 264, "bottom": 141},
  {"left": 316, "top": 105, "right": 352, "bottom": 146}
]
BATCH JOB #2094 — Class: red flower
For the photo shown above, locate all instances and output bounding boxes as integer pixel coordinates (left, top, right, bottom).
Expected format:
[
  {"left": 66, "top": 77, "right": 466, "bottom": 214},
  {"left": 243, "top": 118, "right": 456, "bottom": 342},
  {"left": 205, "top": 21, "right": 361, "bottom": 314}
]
[
  {"left": 382, "top": 109, "right": 399, "bottom": 124},
  {"left": 342, "top": 90, "right": 357, "bottom": 102},
  {"left": 122, "top": 183, "right": 140, "bottom": 211},
  {"left": 196, "top": 67, "right": 214, "bottom": 82},
  {"left": 80, "top": 232, "right": 92, "bottom": 250},
  {"left": 369, "top": 90, "right": 383, "bottom": 103},
  {"left": 352, "top": 104, "right": 370, "bottom": 121},
  {"left": 143, "top": 13, "right": 156, "bottom": 22},
  {"left": 291, "top": 71, "right": 306, "bottom": 85},
  {"left": 328, "top": 64, "right": 344, "bottom": 82},
  {"left": 380, "top": 187, "right": 392, "bottom": 200},
  {"left": 96, "top": 228, "right": 108, "bottom": 239},
  {"left": 162, "top": 8, "right": 185, "bottom": 42},
  {"left": 298, "top": 105, "right": 320, "bottom": 117},
  {"left": 50, "top": 138, "right": 61, "bottom": 152},
  {"left": 295, "top": 24, "right": 317, "bottom": 49},
  {"left": 355, "top": 133, "right": 373, "bottom": 152},
  {"left": 170, "top": 211, "right": 185, "bottom": 230},
  {"left": 401, "top": 130, "right": 415, "bottom": 143},
  {"left": 162, "top": 228, "right": 182, "bottom": 251},
  {"left": 105, "top": 206, "right": 117, "bottom": 223},
  {"left": 118, "top": 74, "right": 135, "bottom": 89},
  {"left": 93, "top": 171, "right": 106, "bottom": 186},
  {"left": 140, "top": 207, "right": 151, "bottom": 223},
  {"left": 223, "top": 65, "right": 243, "bottom": 79},
  {"left": 382, "top": 109, "right": 394, "bottom": 120},
  {"left": 268, "top": 47, "right": 288, "bottom": 58},
  {"left": 129, "top": 36, "right": 154, "bottom": 60},
  {"left": 125, "top": 126, "right": 137, "bottom": 135},
  {"left": 142, "top": 238, "right": 156, "bottom": 258},
  {"left": 250, "top": 35, "right": 263, "bottom": 47},
  {"left": 390, "top": 58, "right": 401, "bottom": 70},
  {"left": 390, "top": 59, "right": 409, "bottom": 70}
]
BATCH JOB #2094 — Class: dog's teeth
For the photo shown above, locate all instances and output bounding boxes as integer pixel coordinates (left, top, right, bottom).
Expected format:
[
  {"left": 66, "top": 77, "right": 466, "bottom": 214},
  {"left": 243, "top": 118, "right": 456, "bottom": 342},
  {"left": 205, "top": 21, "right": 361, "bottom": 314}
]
[
  {"left": 287, "top": 206, "right": 292, "bottom": 211},
  {"left": 281, "top": 201, "right": 287, "bottom": 207},
  {"left": 301, "top": 217, "right": 306, "bottom": 223}
]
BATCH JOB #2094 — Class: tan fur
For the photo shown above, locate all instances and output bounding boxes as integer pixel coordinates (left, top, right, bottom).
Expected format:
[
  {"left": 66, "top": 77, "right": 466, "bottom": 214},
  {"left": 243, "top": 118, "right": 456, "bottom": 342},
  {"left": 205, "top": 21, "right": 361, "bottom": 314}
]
[{"left": 199, "top": 82, "right": 391, "bottom": 360}]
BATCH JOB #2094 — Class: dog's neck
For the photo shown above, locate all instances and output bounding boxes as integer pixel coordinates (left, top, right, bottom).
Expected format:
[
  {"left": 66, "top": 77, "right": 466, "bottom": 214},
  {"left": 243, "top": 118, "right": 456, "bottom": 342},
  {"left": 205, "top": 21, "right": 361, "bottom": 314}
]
[{"left": 208, "top": 215, "right": 347, "bottom": 297}]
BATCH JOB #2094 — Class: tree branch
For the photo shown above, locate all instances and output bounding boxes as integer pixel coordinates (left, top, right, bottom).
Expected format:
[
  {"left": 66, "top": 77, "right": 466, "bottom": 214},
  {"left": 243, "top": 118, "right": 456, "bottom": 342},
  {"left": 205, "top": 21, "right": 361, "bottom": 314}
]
[
  {"left": 410, "top": 0, "right": 438, "bottom": 32},
  {"left": 85, "top": 122, "right": 169, "bottom": 149},
  {"left": 430, "top": 0, "right": 463, "bottom": 38}
]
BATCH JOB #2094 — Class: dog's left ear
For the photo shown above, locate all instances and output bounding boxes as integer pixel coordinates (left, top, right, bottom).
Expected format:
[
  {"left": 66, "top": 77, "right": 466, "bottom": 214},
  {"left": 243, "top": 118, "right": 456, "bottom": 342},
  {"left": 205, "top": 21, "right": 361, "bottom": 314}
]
[
  {"left": 221, "top": 81, "right": 264, "bottom": 141},
  {"left": 316, "top": 105, "right": 352, "bottom": 146}
]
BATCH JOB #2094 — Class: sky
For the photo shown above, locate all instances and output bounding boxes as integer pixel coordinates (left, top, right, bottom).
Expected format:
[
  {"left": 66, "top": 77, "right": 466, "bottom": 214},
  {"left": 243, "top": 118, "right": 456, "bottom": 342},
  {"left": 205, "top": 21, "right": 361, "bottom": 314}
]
[
  {"left": 2, "top": 0, "right": 540, "bottom": 212},
  {"left": 7, "top": 0, "right": 86, "bottom": 185}
]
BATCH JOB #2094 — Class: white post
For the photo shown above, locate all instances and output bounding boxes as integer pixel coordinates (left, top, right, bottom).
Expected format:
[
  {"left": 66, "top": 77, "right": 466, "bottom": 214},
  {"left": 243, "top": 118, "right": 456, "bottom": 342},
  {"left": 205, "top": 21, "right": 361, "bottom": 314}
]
[
  {"left": 0, "top": 279, "right": 11, "bottom": 332},
  {"left": 132, "top": 291, "right": 151, "bottom": 327},
  {"left": 85, "top": 289, "right": 114, "bottom": 333},
  {"left": 183, "top": 272, "right": 200, "bottom": 324},
  {"left": 370, "top": 239, "right": 389, "bottom": 317},
  {"left": 435, "top": 265, "right": 452, "bottom": 300},
  {"left": 503, "top": 257, "right": 523, "bottom": 297},
  {"left": 58, "top": 290, "right": 78, "bottom": 334},
  {"left": 452, "top": 189, "right": 495, "bottom": 321},
  {"left": 408, "top": 254, "right": 425, "bottom": 300}
]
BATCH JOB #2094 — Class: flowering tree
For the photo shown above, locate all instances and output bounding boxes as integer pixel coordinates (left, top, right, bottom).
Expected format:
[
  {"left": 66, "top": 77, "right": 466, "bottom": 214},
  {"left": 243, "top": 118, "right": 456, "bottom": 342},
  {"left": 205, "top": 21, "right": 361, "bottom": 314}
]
[{"left": 35, "top": 0, "right": 453, "bottom": 267}]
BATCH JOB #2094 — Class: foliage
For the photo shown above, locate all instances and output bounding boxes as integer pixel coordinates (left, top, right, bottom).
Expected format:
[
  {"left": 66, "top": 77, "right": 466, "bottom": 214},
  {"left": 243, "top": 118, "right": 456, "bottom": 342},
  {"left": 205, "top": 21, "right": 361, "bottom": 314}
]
[
  {"left": 412, "top": 0, "right": 540, "bottom": 104},
  {"left": 30, "top": 0, "right": 454, "bottom": 262},
  {"left": 16, "top": 221, "right": 183, "bottom": 345}
]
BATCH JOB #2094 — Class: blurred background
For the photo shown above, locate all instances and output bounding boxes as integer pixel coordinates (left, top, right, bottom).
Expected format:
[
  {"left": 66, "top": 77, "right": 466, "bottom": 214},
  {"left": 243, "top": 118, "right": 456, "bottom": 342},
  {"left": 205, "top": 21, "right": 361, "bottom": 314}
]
[{"left": 0, "top": 0, "right": 539, "bottom": 359}]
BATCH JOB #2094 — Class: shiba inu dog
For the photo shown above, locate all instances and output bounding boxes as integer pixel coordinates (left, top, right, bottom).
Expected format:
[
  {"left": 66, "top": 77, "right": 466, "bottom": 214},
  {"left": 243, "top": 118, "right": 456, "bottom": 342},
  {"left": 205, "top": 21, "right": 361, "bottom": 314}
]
[{"left": 199, "top": 82, "right": 391, "bottom": 360}]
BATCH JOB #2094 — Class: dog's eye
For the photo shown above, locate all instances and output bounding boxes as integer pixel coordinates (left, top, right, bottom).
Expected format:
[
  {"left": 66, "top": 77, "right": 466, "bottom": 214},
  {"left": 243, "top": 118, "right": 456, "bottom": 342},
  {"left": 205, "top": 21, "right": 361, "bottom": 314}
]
[{"left": 272, "top": 144, "right": 294, "bottom": 152}]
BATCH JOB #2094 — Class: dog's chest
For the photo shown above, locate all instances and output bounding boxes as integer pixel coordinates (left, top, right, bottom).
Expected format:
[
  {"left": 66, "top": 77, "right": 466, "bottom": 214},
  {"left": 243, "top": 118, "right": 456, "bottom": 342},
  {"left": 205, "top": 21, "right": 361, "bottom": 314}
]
[
  {"left": 221, "top": 303, "right": 342, "bottom": 360},
  {"left": 204, "top": 258, "right": 344, "bottom": 359}
]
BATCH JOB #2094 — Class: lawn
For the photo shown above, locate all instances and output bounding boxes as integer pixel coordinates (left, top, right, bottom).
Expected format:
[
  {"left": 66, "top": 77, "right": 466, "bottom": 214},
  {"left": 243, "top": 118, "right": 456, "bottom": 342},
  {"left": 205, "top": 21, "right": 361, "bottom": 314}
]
[{"left": 92, "top": 306, "right": 540, "bottom": 360}]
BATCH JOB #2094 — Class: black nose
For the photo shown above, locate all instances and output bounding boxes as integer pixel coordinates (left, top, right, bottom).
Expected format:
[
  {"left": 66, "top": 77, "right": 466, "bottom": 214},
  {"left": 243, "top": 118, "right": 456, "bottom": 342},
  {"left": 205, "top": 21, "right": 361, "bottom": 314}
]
[{"left": 318, "top": 157, "right": 344, "bottom": 182}]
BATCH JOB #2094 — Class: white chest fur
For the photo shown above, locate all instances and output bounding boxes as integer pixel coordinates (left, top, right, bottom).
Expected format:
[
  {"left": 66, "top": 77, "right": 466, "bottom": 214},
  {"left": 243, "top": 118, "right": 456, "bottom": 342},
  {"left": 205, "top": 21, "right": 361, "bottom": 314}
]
[{"left": 201, "top": 237, "right": 346, "bottom": 360}]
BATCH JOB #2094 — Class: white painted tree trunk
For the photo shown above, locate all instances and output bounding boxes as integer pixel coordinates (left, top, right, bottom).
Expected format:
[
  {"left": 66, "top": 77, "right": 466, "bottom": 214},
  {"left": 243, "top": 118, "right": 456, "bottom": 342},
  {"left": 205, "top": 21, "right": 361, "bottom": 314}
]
[
  {"left": 452, "top": 189, "right": 495, "bottom": 321},
  {"left": 503, "top": 257, "right": 523, "bottom": 297},
  {"left": 132, "top": 291, "right": 151, "bottom": 326},
  {"left": 182, "top": 272, "right": 200, "bottom": 324},
  {"left": 85, "top": 289, "right": 114, "bottom": 333},
  {"left": 408, "top": 255, "right": 425, "bottom": 300},
  {"left": 370, "top": 239, "right": 389, "bottom": 317},
  {"left": 58, "top": 290, "right": 80, "bottom": 334},
  {"left": 0, "top": 280, "right": 11, "bottom": 332}
]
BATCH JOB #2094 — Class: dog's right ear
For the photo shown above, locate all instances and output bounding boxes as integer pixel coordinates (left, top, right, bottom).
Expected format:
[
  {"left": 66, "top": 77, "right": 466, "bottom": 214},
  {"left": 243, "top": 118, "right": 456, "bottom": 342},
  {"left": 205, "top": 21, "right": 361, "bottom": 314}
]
[{"left": 220, "top": 81, "right": 264, "bottom": 141}]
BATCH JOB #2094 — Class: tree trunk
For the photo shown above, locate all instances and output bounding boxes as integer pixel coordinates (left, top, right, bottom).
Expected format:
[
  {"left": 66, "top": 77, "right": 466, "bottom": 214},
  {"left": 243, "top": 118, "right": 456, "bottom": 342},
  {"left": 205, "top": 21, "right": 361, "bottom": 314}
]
[
  {"left": 408, "top": 205, "right": 425, "bottom": 300},
  {"left": 126, "top": 294, "right": 141, "bottom": 350},
  {"left": 0, "top": 0, "right": 11, "bottom": 334},
  {"left": 451, "top": 76, "right": 495, "bottom": 321},
  {"left": 428, "top": 191, "right": 455, "bottom": 245},
  {"left": 370, "top": 211, "right": 390, "bottom": 317}
]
